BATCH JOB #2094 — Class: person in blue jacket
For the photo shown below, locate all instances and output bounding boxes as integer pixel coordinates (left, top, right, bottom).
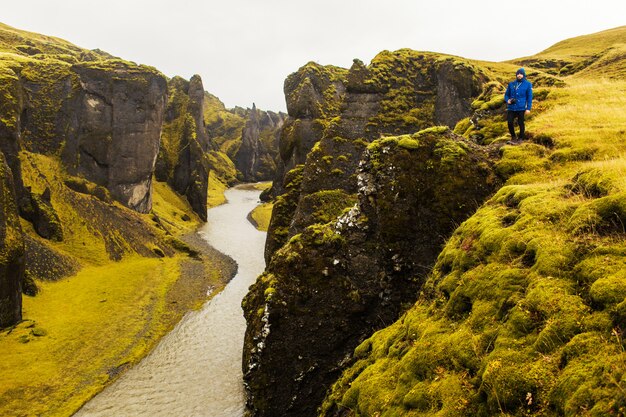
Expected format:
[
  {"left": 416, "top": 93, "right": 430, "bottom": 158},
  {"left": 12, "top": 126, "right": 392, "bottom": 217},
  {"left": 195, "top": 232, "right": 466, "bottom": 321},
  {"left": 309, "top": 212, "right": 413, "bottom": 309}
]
[{"left": 504, "top": 68, "right": 533, "bottom": 141}]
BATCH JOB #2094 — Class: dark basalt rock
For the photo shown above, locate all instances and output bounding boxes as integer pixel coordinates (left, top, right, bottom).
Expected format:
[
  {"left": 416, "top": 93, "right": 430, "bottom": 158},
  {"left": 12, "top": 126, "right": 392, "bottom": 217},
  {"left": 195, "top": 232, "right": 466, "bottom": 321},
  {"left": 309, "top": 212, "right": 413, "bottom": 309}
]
[
  {"left": 266, "top": 51, "right": 488, "bottom": 202},
  {"left": 0, "top": 151, "right": 24, "bottom": 328},
  {"left": 234, "top": 104, "right": 286, "bottom": 182},
  {"left": 243, "top": 129, "right": 500, "bottom": 417},
  {"left": 156, "top": 75, "right": 212, "bottom": 221},
  {"left": 20, "top": 187, "right": 63, "bottom": 241},
  {"left": 60, "top": 61, "right": 167, "bottom": 213},
  {"left": 9, "top": 57, "right": 168, "bottom": 214},
  {"left": 243, "top": 55, "right": 496, "bottom": 416}
]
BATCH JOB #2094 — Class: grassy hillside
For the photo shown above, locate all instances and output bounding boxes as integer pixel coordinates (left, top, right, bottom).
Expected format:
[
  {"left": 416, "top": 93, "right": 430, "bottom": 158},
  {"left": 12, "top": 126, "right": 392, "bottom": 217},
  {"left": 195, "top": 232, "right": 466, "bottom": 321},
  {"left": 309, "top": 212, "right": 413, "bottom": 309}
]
[
  {"left": 322, "top": 27, "right": 626, "bottom": 417},
  {"left": 0, "top": 23, "right": 232, "bottom": 416},
  {"left": 514, "top": 26, "right": 626, "bottom": 79}
]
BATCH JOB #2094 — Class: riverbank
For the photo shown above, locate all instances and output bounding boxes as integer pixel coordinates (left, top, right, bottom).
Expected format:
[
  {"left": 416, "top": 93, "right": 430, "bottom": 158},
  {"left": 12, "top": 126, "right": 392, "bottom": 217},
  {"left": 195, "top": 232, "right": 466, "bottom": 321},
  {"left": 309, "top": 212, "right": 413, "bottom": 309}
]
[
  {"left": 0, "top": 232, "right": 236, "bottom": 417},
  {"left": 75, "top": 186, "right": 266, "bottom": 416},
  {"left": 241, "top": 182, "right": 274, "bottom": 231},
  {"left": 0, "top": 181, "right": 237, "bottom": 417}
]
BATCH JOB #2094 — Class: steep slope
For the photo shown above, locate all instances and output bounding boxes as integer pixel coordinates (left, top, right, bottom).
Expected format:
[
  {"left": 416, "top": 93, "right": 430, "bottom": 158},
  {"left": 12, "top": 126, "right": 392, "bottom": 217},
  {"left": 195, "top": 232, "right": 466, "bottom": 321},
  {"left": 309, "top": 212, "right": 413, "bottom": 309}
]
[
  {"left": 321, "top": 27, "right": 626, "bottom": 417},
  {"left": 514, "top": 25, "right": 626, "bottom": 78}
]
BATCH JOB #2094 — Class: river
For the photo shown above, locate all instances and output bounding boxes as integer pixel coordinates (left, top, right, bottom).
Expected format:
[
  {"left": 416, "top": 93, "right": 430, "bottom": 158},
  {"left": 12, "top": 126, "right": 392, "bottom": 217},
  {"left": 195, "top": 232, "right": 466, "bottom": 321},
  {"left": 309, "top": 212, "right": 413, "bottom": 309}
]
[{"left": 75, "top": 187, "right": 266, "bottom": 417}]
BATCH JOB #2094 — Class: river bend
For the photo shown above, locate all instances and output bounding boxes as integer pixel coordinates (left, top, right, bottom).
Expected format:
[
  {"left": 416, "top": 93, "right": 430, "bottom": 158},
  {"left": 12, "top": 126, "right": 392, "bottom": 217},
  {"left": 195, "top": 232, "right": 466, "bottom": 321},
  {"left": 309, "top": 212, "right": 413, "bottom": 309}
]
[{"left": 75, "top": 187, "right": 266, "bottom": 417}]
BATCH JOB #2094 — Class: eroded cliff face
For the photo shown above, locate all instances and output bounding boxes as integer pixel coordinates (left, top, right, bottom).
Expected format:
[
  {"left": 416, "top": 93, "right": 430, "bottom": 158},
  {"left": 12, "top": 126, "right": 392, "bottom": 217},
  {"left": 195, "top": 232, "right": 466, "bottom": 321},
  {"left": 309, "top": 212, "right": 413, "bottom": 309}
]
[
  {"left": 243, "top": 129, "right": 499, "bottom": 416},
  {"left": 242, "top": 52, "right": 496, "bottom": 417},
  {"left": 0, "top": 151, "right": 24, "bottom": 328},
  {"left": 62, "top": 62, "right": 167, "bottom": 212},
  {"left": 156, "top": 75, "right": 215, "bottom": 221},
  {"left": 3, "top": 55, "right": 167, "bottom": 214},
  {"left": 234, "top": 104, "right": 286, "bottom": 182},
  {"left": 263, "top": 53, "right": 489, "bottom": 261},
  {"left": 0, "top": 23, "right": 197, "bottom": 324},
  {"left": 268, "top": 53, "right": 487, "bottom": 198}
]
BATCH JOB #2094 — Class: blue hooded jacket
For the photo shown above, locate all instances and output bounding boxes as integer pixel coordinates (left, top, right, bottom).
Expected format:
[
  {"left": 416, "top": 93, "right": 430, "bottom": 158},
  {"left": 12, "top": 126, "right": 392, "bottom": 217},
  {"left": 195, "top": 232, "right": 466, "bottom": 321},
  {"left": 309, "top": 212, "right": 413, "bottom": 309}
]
[{"left": 504, "top": 68, "right": 533, "bottom": 111}]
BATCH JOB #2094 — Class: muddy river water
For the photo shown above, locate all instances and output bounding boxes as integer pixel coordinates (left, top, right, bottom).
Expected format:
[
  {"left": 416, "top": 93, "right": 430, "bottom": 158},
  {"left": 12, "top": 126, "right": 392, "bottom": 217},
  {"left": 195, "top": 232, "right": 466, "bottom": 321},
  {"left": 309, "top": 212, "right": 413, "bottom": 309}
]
[{"left": 75, "top": 187, "right": 266, "bottom": 417}]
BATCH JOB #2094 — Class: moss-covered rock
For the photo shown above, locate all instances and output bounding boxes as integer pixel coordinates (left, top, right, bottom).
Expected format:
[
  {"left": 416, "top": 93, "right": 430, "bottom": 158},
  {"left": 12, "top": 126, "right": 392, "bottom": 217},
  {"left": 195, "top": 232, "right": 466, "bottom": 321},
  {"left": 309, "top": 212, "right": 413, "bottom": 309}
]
[
  {"left": 234, "top": 103, "right": 286, "bottom": 182},
  {"left": 20, "top": 187, "right": 63, "bottom": 241},
  {"left": 0, "top": 151, "right": 24, "bottom": 328},
  {"left": 243, "top": 128, "right": 499, "bottom": 417},
  {"left": 156, "top": 75, "right": 215, "bottom": 221},
  {"left": 321, "top": 176, "right": 626, "bottom": 417},
  {"left": 19, "top": 57, "right": 168, "bottom": 213}
]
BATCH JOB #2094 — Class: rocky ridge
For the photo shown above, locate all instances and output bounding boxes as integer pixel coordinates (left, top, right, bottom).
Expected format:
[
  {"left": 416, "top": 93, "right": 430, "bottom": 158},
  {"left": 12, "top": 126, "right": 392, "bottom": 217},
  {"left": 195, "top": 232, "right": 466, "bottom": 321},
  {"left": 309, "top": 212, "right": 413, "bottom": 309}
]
[{"left": 243, "top": 51, "right": 501, "bottom": 416}]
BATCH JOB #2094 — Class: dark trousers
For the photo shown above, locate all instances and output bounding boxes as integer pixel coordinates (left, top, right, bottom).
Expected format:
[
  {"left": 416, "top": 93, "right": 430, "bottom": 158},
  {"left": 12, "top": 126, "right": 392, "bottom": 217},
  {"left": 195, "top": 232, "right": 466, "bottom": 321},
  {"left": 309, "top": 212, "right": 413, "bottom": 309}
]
[{"left": 507, "top": 110, "right": 526, "bottom": 139}]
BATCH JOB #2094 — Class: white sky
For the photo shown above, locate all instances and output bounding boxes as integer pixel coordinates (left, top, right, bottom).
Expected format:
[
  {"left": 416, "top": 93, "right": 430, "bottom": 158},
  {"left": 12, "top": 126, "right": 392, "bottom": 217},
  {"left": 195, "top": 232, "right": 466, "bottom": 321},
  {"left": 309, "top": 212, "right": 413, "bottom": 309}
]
[{"left": 2, "top": 0, "right": 624, "bottom": 111}]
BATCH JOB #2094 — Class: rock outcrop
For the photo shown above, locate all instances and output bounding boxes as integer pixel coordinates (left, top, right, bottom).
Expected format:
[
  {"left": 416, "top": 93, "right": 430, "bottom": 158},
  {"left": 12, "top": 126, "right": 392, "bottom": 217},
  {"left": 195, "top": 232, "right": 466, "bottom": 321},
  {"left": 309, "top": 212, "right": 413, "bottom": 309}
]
[
  {"left": 243, "top": 51, "right": 496, "bottom": 417},
  {"left": 267, "top": 53, "right": 488, "bottom": 199},
  {"left": 234, "top": 104, "right": 286, "bottom": 182},
  {"left": 0, "top": 151, "right": 24, "bottom": 328},
  {"left": 60, "top": 61, "right": 167, "bottom": 212},
  {"left": 156, "top": 75, "right": 215, "bottom": 221},
  {"left": 243, "top": 129, "right": 499, "bottom": 417},
  {"left": 4, "top": 55, "right": 167, "bottom": 214}
]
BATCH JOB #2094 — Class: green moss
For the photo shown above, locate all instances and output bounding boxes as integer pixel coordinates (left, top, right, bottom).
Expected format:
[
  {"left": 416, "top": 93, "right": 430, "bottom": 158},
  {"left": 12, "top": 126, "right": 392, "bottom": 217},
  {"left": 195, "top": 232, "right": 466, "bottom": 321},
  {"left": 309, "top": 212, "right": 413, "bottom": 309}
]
[
  {"left": 568, "top": 192, "right": 626, "bottom": 235},
  {"left": 433, "top": 137, "right": 468, "bottom": 167},
  {"left": 453, "top": 117, "right": 473, "bottom": 136},
  {"left": 397, "top": 135, "right": 420, "bottom": 149},
  {"left": 589, "top": 270, "right": 626, "bottom": 308},
  {"left": 550, "top": 147, "right": 597, "bottom": 164}
]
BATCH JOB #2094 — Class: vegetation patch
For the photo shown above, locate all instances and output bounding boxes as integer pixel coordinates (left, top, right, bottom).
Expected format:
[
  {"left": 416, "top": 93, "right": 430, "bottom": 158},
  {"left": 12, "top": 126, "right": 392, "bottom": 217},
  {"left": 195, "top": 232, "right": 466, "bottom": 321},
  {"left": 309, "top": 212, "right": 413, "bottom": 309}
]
[{"left": 249, "top": 202, "right": 273, "bottom": 232}]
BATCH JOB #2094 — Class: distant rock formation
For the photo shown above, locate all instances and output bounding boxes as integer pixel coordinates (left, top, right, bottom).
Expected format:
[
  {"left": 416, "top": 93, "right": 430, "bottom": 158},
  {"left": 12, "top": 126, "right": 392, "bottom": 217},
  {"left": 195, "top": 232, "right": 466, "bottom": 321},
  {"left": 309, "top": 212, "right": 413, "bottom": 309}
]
[
  {"left": 0, "top": 151, "right": 24, "bottom": 328},
  {"left": 234, "top": 104, "right": 286, "bottom": 182},
  {"left": 156, "top": 75, "right": 215, "bottom": 221}
]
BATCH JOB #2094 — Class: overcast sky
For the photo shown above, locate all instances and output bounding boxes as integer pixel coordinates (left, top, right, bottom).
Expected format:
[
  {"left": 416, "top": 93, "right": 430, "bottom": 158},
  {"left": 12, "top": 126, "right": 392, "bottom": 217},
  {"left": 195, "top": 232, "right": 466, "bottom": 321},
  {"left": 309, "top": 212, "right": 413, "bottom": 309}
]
[{"left": 2, "top": 0, "right": 623, "bottom": 111}]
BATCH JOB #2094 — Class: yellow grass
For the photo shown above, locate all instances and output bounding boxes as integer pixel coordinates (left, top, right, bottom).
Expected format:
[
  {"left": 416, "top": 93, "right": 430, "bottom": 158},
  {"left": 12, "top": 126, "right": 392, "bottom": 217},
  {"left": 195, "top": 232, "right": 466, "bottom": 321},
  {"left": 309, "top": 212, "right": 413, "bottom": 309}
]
[
  {"left": 152, "top": 180, "right": 201, "bottom": 234},
  {"left": 250, "top": 202, "right": 274, "bottom": 231},
  {"left": 252, "top": 181, "right": 272, "bottom": 191},
  {"left": 0, "top": 256, "right": 184, "bottom": 417},
  {"left": 207, "top": 172, "right": 228, "bottom": 207},
  {"left": 533, "top": 80, "right": 626, "bottom": 145}
]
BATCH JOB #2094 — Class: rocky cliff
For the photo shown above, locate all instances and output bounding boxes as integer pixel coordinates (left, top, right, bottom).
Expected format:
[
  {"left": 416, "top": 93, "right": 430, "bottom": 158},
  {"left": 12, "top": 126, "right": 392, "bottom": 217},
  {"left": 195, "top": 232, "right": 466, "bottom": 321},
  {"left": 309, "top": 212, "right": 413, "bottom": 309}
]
[
  {"left": 156, "top": 75, "right": 217, "bottom": 221},
  {"left": 244, "top": 129, "right": 499, "bottom": 416},
  {"left": 0, "top": 151, "right": 24, "bottom": 328},
  {"left": 0, "top": 21, "right": 286, "bottom": 331},
  {"left": 0, "top": 23, "right": 196, "bottom": 327},
  {"left": 5, "top": 52, "right": 168, "bottom": 213},
  {"left": 243, "top": 51, "right": 497, "bottom": 416},
  {"left": 234, "top": 104, "right": 286, "bottom": 182},
  {"left": 267, "top": 53, "right": 487, "bottom": 199}
]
